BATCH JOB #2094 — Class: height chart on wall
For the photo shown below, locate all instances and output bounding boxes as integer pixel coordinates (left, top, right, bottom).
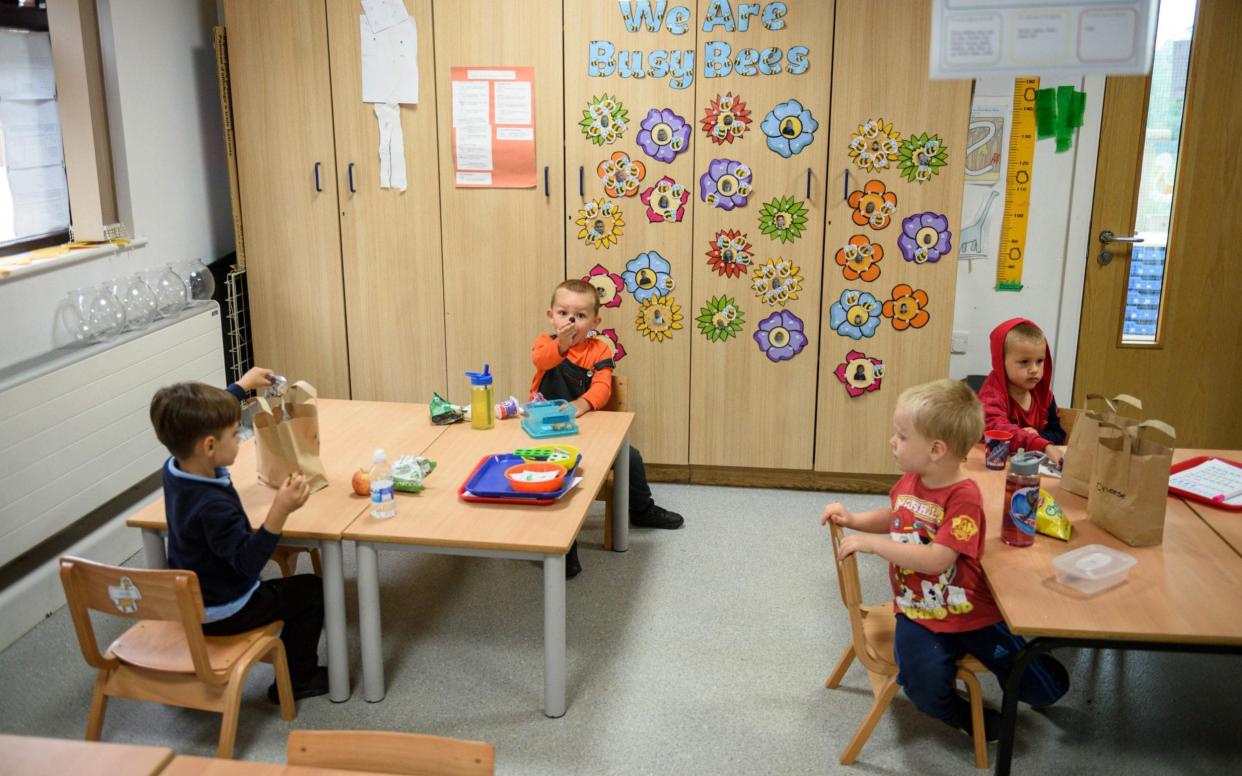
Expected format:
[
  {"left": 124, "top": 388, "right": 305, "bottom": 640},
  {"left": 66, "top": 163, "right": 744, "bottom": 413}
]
[{"left": 450, "top": 66, "right": 536, "bottom": 188}]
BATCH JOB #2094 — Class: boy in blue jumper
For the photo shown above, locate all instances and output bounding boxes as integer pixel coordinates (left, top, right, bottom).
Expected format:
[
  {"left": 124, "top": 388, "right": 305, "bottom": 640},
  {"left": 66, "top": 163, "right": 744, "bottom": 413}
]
[{"left": 149, "top": 368, "right": 326, "bottom": 702}]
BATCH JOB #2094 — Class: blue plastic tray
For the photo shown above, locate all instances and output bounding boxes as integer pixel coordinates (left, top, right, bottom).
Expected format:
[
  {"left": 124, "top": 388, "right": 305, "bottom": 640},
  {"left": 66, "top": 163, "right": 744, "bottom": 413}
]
[{"left": 460, "top": 453, "right": 581, "bottom": 501}]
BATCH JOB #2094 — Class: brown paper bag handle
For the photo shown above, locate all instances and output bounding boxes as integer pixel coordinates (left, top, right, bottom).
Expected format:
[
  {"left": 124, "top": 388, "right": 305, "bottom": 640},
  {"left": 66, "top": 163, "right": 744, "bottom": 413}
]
[
  {"left": 1085, "top": 393, "right": 1142, "bottom": 414},
  {"left": 252, "top": 395, "right": 278, "bottom": 425},
  {"left": 1134, "top": 419, "right": 1176, "bottom": 443},
  {"left": 286, "top": 380, "right": 318, "bottom": 405}
]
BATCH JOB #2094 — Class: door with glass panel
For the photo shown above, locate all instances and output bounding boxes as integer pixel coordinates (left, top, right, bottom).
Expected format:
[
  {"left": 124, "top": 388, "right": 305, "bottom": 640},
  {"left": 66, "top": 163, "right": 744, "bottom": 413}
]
[{"left": 1075, "top": 0, "right": 1242, "bottom": 447}]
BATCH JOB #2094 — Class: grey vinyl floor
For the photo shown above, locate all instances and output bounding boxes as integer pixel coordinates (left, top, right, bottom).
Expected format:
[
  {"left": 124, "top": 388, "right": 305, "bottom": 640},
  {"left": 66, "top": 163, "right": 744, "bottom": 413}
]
[{"left": 1, "top": 482, "right": 1239, "bottom": 775}]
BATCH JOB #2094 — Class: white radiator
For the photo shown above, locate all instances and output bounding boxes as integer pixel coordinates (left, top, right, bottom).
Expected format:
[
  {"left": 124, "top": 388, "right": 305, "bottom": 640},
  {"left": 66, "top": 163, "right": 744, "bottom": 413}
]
[{"left": 0, "top": 303, "right": 225, "bottom": 571}]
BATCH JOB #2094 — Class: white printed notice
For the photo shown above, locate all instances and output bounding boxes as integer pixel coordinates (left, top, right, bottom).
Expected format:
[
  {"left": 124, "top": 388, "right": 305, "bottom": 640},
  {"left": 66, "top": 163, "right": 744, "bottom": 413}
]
[
  {"left": 450, "top": 66, "right": 536, "bottom": 188},
  {"left": 360, "top": 14, "right": 418, "bottom": 104},
  {"left": 929, "top": 0, "right": 1158, "bottom": 79}
]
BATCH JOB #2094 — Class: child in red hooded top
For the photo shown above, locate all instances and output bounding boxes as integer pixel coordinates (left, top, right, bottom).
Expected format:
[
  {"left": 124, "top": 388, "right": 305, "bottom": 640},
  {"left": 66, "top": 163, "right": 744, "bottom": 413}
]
[{"left": 979, "top": 319, "right": 1067, "bottom": 462}]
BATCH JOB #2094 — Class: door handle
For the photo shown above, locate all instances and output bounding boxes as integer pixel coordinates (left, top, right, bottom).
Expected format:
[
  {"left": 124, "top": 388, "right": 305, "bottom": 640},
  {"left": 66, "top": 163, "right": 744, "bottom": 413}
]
[
  {"left": 578, "top": 166, "right": 584, "bottom": 198},
  {"left": 1099, "top": 230, "right": 1144, "bottom": 244},
  {"left": 314, "top": 161, "right": 322, "bottom": 192},
  {"left": 348, "top": 162, "right": 356, "bottom": 193}
]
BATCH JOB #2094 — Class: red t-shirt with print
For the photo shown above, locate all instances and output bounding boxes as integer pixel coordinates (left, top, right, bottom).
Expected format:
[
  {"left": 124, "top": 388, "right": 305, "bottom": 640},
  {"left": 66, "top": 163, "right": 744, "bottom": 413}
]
[{"left": 887, "top": 472, "right": 1002, "bottom": 633}]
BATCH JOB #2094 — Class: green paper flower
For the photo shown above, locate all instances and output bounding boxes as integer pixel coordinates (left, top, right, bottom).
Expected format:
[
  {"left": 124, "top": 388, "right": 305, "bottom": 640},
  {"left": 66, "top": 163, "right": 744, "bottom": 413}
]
[
  {"left": 897, "top": 132, "right": 948, "bottom": 183},
  {"left": 758, "top": 196, "right": 809, "bottom": 244},
  {"left": 696, "top": 295, "right": 745, "bottom": 342},
  {"left": 579, "top": 95, "right": 629, "bottom": 146}
]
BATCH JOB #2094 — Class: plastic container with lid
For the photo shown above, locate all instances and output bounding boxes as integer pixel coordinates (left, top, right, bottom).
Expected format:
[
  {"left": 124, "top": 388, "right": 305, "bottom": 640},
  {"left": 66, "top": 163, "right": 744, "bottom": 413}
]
[{"left": 1052, "top": 544, "right": 1137, "bottom": 594}]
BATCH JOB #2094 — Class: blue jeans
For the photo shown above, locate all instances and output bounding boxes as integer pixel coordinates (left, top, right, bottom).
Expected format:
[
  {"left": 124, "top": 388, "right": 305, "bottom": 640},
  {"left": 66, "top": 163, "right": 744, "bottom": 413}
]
[{"left": 894, "top": 614, "right": 1069, "bottom": 723}]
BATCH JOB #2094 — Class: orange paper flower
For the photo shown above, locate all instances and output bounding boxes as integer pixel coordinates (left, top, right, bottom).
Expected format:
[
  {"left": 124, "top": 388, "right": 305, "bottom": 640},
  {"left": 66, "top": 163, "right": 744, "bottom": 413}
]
[
  {"left": 882, "top": 283, "right": 930, "bottom": 330},
  {"left": 835, "top": 235, "right": 883, "bottom": 282},
  {"left": 848, "top": 180, "right": 898, "bottom": 230}
]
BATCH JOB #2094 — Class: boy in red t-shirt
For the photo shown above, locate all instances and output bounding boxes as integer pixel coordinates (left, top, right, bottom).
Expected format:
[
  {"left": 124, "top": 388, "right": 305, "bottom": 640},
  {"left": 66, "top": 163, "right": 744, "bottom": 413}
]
[{"left": 821, "top": 379, "right": 1068, "bottom": 740}]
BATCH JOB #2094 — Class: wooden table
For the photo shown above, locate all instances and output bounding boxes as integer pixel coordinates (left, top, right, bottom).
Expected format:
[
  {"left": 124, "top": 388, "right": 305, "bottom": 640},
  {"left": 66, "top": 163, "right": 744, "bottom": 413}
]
[
  {"left": 0, "top": 734, "right": 174, "bottom": 775},
  {"left": 161, "top": 755, "right": 391, "bottom": 775},
  {"left": 969, "top": 448, "right": 1242, "bottom": 775},
  {"left": 126, "top": 400, "right": 447, "bottom": 702},
  {"left": 343, "top": 410, "right": 634, "bottom": 717},
  {"left": 1172, "top": 449, "right": 1242, "bottom": 557}
]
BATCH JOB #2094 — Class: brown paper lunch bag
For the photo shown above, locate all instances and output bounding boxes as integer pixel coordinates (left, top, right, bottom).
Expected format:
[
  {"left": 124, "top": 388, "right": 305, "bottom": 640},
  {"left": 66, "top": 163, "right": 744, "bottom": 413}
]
[
  {"left": 1060, "top": 393, "right": 1143, "bottom": 497},
  {"left": 1087, "top": 419, "right": 1177, "bottom": 547},
  {"left": 253, "top": 380, "right": 328, "bottom": 493}
]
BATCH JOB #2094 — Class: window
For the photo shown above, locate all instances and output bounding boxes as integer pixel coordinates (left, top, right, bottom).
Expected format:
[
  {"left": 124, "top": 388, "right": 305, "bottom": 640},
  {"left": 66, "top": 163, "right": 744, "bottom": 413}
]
[{"left": 0, "top": 2, "right": 71, "bottom": 255}]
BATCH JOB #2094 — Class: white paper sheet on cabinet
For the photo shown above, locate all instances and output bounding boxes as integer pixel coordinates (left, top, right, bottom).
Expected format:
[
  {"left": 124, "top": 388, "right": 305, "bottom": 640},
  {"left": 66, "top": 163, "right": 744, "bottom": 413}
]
[
  {"left": 451, "top": 81, "right": 490, "bottom": 128},
  {"left": 360, "top": 15, "right": 418, "bottom": 104},
  {"left": 374, "top": 102, "right": 406, "bottom": 191},
  {"left": 361, "top": 0, "right": 409, "bottom": 33},
  {"left": 493, "top": 80, "right": 531, "bottom": 125},
  {"left": 454, "top": 125, "right": 492, "bottom": 171}
]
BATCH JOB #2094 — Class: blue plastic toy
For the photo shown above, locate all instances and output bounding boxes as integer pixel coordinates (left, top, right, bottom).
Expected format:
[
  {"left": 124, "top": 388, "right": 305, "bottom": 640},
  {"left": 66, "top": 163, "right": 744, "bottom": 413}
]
[{"left": 520, "top": 399, "right": 579, "bottom": 439}]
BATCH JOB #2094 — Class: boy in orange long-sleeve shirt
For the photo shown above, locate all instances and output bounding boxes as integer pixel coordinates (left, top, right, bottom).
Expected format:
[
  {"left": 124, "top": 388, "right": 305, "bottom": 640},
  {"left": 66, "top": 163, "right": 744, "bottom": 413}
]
[{"left": 531, "top": 279, "right": 684, "bottom": 578}]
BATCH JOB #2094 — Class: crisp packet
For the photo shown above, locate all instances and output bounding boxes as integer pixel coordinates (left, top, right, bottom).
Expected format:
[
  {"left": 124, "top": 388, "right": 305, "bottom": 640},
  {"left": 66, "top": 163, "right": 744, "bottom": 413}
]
[
  {"left": 430, "top": 392, "right": 472, "bottom": 425},
  {"left": 1035, "top": 488, "right": 1071, "bottom": 541},
  {"left": 392, "top": 455, "right": 436, "bottom": 493}
]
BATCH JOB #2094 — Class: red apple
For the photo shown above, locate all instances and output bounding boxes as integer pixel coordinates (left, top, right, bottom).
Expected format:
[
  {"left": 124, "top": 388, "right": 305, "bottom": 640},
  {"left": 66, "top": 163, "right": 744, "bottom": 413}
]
[{"left": 351, "top": 468, "right": 372, "bottom": 497}]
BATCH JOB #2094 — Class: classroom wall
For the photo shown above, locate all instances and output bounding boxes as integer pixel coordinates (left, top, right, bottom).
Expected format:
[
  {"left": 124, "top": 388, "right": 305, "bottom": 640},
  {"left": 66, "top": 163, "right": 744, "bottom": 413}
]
[
  {"left": 948, "top": 75, "right": 1105, "bottom": 403},
  {"left": 0, "top": 0, "right": 231, "bottom": 371}
]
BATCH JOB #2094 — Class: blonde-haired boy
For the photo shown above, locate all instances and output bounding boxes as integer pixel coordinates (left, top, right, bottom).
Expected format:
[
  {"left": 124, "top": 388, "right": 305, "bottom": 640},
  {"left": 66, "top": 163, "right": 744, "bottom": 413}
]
[{"left": 821, "top": 378, "right": 1068, "bottom": 740}]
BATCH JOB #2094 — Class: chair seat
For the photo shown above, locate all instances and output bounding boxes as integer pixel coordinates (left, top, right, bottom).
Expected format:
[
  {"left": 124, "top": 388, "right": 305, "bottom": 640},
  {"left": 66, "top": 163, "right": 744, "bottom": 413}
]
[
  {"left": 860, "top": 603, "right": 991, "bottom": 675},
  {"left": 108, "top": 620, "right": 282, "bottom": 674}
]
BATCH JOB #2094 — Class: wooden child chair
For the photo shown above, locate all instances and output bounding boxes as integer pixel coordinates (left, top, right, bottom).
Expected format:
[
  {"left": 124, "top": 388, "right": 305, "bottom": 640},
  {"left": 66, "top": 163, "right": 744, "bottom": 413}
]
[
  {"left": 825, "top": 524, "right": 989, "bottom": 769},
  {"left": 59, "top": 556, "right": 295, "bottom": 759},
  {"left": 269, "top": 544, "right": 322, "bottom": 577},
  {"left": 287, "top": 729, "right": 495, "bottom": 775},
  {"left": 593, "top": 373, "right": 628, "bottom": 551}
]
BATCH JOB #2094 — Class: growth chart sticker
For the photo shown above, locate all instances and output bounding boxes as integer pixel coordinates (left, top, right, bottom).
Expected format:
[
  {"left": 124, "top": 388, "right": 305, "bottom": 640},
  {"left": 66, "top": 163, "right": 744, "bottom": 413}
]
[
  {"left": 898, "top": 212, "right": 952, "bottom": 264},
  {"left": 701, "top": 93, "right": 752, "bottom": 144},
  {"left": 848, "top": 180, "right": 898, "bottom": 230},
  {"left": 834, "top": 350, "right": 885, "bottom": 397},
  {"left": 897, "top": 133, "right": 948, "bottom": 183},
  {"left": 575, "top": 199, "right": 624, "bottom": 250},
  {"left": 754, "top": 310, "right": 808, "bottom": 363},
  {"left": 584, "top": 264, "right": 624, "bottom": 309},
  {"left": 635, "top": 295, "right": 684, "bottom": 342},
  {"left": 761, "top": 99, "right": 818, "bottom": 158},
  {"left": 835, "top": 235, "right": 883, "bottom": 282},
  {"left": 623, "top": 251, "right": 675, "bottom": 303},
  {"left": 828, "top": 289, "right": 883, "bottom": 340},
  {"left": 882, "top": 284, "right": 930, "bottom": 331},
  {"left": 637, "top": 107, "right": 691, "bottom": 163},
  {"left": 597, "top": 151, "right": 646, "bottom": 197},
  {"left": 696, "top": 295, "right": 745, "bottom": 342},
  {"left": 580, "top": 95, "right": 629, "bottom": 145},
  {"left": 706, "top": 229, "right": 753, "bottom": 278},
  {"left": 758, "top": 196, "right": 809, "bottom": 243},
  {"left": 700, "top": 159, "right": 753, "bottom": 210},
  {"left": 847, "top": 117, "right": 900, "bottom": 173},
  {"left": 640, "top": 176, "right": 689, "bottom": 223},
  {"left": 751, "top": 258, "right": 802, "bottom": 308}
]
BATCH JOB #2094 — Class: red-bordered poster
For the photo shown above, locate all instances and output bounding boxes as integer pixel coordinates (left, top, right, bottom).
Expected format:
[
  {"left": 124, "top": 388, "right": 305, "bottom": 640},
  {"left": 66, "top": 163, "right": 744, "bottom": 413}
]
[{"left": 450, "top": 66, "right": 536, "bottom": 188}]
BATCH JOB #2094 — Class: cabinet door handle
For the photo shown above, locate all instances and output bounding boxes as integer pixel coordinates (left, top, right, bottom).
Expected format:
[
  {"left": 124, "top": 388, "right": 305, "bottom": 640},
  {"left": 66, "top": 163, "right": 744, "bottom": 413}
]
[
  {"left": 348, "top": 162, "right": 356, "bottom": 193},
  {"left": 544, "top": 166, "right": 549, "bottom": 197},
  {"left": 806, "top": 168, "right": 812, "bottom": 200},
  {"left": 314, "top": 161, "right": 322, "bottom": 193},
  {"left": 578, "top": 165, "right": 584, "bottom": 197},
  {"left": 843, "top": 168, "right": 850, "bottom": 202}
]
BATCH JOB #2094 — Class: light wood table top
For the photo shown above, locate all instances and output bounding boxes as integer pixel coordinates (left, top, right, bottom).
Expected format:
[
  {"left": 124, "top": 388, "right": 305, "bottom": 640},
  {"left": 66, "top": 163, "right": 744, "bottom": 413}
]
[
  {"left": 161, "top": 755, "right": 391, "bottom": 776},
  {"left": 127, "top": 400, "right": 447, "bottom": 540},
  {"left": 344, "top": 411, "right": 635, "bottom": 554},
  {"left": 0, "top": 734, "right": 174, "bottom": 776},
  {"left": 970, "top": 448, "right": 1242, "bottom": 645},
  {"left": 1172, "top": 448, "right": 1242, "bottom": 558}
]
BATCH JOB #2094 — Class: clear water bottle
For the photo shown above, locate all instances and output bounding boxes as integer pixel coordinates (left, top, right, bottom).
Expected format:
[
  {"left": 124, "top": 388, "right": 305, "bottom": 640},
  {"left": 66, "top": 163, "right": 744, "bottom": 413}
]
[{"left": 369, "top": 448, "right": 396, "bottom": 519}]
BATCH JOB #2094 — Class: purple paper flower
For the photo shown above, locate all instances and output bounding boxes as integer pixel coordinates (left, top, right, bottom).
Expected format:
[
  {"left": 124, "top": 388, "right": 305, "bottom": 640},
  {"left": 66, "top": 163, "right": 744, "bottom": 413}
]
[
  {"left": 897, "top": 212, "right": 953, "bottom": 264},
  {"left": 754, "top": 310, "right": 808, "bottom": 363},
  {"left": 637, "top": 108, "right": 691, "bottom": 163},
  {"left": 699, "top": 159, "right": 753, "bottom": 211}
]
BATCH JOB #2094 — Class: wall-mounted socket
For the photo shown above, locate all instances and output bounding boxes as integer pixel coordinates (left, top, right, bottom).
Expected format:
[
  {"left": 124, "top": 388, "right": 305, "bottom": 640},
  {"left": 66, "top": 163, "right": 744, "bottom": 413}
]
[{"left": 951, "top": 330, "right": 968, "bottom": 354}]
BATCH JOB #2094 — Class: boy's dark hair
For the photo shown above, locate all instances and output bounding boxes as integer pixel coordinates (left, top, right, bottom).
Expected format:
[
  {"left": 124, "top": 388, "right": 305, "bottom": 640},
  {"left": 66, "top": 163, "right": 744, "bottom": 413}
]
[
  {"left": 149, "top": 382, "right": 241, "bottom": 459},
  {"left": 1004, "top": 322, "right": 1046, "bottom": 353},
  {"left": 551, "top": 278, "right": 601, "bottom": 315}
]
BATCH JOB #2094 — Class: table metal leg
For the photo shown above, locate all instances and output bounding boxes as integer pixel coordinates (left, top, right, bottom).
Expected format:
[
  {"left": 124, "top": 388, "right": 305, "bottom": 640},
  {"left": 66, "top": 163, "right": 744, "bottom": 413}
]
[
  {"left": 612, "top": 434, "right": 630, "bottom": 552},
  {"left": 141, "top": 529, "right": 167, "bottom": 568},
  {"left": 995, "top": 637, "right": 1052, "bottom": 776},
  {"left": 319, "top": 540, "right": 349, "bottom": 702},
  {"left": 543, "top": 552, "right": 566, "bottom": 718},
  {"left": 357, "top": 542, "right": 386, "bottom": 703}
]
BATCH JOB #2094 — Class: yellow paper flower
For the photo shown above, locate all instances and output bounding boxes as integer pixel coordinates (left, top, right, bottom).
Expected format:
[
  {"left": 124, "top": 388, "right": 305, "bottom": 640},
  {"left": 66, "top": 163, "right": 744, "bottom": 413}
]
[
  {"left": 635, "top": 295, "right": 683, "bottom": 342},
  {"left": 575, "top": 199, "right": 624, "bottom": 250}
]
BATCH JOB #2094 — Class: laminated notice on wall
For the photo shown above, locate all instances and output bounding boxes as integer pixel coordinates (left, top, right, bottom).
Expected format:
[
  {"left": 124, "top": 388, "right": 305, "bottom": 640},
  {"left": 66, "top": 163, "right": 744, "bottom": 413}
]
[{"left": 450, "top": 67, "right": 536, "bottom": 188}]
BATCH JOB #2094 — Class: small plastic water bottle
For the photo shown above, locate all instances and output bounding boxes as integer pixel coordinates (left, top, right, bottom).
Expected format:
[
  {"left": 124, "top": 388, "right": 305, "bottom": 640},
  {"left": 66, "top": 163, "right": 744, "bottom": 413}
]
[{"left": 369, "top": 448, "right": 396, "bottom": 519}]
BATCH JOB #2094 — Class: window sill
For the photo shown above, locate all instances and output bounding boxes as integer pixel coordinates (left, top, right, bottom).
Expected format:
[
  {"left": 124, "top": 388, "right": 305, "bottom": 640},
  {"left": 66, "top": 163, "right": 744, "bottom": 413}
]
[{"left": 0, "top": 237, "right": 149, "bottom": 284}]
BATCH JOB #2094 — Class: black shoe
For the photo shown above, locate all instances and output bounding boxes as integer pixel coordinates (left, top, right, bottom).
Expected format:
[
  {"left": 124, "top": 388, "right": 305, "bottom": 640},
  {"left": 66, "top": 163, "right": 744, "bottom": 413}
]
[
  {"left": 268, "top": 666, "right": 329, "bottom": 704},
  {"left": 946, "top": 706, "right": 1000, "bottom": 742},
  {"left": 631, "top": 504, "right": 684, "bottom": 529},
  {"left": 566, "top": 541, "right": 582, "bottom": 579}
]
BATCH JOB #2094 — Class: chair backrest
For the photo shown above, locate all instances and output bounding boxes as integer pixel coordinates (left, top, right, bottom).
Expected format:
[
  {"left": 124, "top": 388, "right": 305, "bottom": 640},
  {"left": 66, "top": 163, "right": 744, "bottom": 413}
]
[
  {"left": 59, "top": 555, "right": 218, "bottom": 681},
  {"left": 1059, "top": 406, "right": 1080, "bottom": 436},
  {"left": 287, "top": 730, "right": 495, "bottom": 776},
  {"left": 602, "top": 373, "right": 628, "bottom": 413},
  {"left": 828, "top": 525, "right": 890, "bottom": 673}
]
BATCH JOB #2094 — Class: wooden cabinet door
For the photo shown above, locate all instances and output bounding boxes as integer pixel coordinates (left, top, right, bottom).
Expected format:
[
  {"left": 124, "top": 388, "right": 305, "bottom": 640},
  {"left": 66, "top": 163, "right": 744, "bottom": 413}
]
[
  {"left": 224, "top": 0, "right": 350, "bottom": 397},
  {"left": 326, "top": 0, "right": 447, "bottom": 401},
  {"left": 814, "top": 0, "right": 971, "bottom": 473},
  {"left": 688, "top": 0, "right": 833, "bottom": 470},
  {"left": 434, "top": 0, "right": 564, "bottom": 405},
  {"left": 564, "top": 1, "right": 698, "bottom": 466}
]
